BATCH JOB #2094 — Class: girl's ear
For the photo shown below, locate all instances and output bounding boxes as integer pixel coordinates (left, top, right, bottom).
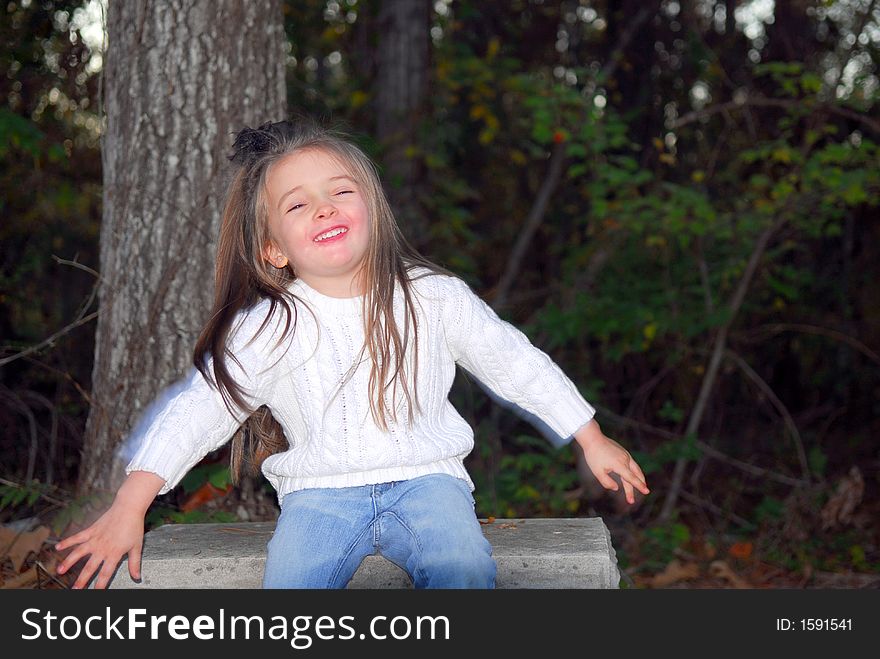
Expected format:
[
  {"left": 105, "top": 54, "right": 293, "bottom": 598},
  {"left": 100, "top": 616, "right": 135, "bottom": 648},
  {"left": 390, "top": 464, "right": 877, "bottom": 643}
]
[{"left": 262, "top": 241, "right": 289, "bottom": 269}]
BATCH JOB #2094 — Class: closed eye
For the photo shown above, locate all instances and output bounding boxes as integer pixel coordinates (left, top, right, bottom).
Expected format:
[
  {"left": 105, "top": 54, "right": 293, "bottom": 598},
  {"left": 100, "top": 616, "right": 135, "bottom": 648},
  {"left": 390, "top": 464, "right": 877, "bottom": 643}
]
[{"left": 287, "top": 191, "right": 353, "bottom": 213}]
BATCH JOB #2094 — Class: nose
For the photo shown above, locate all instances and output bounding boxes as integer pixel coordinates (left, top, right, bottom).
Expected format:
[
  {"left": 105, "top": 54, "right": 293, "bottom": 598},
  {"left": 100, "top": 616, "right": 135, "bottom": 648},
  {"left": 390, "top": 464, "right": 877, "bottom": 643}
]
[{"left": 315, "top": 200, "right": 337, "bottom": 220}]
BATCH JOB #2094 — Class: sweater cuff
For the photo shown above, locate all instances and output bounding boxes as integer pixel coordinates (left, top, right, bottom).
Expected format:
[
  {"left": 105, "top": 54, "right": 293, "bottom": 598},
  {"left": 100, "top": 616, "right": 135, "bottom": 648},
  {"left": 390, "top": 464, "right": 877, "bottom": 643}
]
[
  {"left": 542, "top": 386, "right": 597, "bottom": 447},
  {"left": 125, "top": 443, "right": 198, "bottom": 496}
]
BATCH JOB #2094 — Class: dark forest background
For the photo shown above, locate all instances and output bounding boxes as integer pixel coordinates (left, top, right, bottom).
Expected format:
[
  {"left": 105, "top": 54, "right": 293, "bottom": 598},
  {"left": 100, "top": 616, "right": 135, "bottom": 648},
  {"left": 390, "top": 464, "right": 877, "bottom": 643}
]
[{"left": 1, "top": 0, "right": 879, "bottom": 588}]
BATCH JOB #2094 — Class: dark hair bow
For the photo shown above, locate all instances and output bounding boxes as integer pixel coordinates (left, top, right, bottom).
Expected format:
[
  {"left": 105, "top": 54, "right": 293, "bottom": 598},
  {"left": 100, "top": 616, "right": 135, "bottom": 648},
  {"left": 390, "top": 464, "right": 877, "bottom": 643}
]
[{"left": 228, "top": 121, "right": 281, "bottom": 166}]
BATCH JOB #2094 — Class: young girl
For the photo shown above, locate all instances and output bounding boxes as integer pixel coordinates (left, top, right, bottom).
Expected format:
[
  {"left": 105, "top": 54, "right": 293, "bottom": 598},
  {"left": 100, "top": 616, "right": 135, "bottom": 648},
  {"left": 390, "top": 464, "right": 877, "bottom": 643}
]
[{"left": 55, "top": 116, "right": 649, "bottom": 590}]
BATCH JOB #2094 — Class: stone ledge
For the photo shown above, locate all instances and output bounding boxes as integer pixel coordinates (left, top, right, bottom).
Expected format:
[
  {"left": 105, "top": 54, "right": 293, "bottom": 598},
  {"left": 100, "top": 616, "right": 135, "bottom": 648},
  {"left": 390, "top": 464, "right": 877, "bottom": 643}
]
[{"left": 107, "top": 517, "right": 619, "bottom": 589}]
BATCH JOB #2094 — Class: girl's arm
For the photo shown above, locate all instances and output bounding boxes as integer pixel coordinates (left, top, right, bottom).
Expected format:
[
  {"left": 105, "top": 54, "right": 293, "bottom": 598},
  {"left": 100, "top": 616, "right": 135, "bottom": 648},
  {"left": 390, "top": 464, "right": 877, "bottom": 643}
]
[
  {"left": 440, "top": 275, "right": 596, "bottom": 444},
  {"left": 440, "top": 275, "right": 649, "bottom": 502},
  {"left": 124, "top": 303, "right": 289, "bottom": 495},
  {"left": 55, "top": 303, "right": 289, "bottom": 588},
  {"left": 113, "top": 469, "right": 167, "bottom": 514}
]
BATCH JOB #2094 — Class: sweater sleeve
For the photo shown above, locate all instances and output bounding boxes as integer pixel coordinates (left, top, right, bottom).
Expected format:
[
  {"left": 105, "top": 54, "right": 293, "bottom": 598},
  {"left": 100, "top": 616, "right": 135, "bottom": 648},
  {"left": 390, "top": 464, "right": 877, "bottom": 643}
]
[
  {"left": 440, "top": 275, "right": 596, "bottom": 447},
  {"left": 122, "top": 303, "right": 289, "bottom": 495}
]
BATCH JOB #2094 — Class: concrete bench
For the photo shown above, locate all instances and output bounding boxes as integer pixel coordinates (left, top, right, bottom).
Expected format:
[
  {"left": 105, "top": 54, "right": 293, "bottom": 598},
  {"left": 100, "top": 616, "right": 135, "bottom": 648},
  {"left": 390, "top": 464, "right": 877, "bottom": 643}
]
[{"left": 107, "top": 517, "right": 620, "bottom": 589}]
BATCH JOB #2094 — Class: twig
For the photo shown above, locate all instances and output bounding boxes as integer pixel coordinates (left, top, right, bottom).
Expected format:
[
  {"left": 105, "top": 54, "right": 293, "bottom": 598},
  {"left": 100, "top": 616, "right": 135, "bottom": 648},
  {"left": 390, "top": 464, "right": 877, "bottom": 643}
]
[
  {"left": 19, "top": 390, "right": 59, "bottom": 487},
  {"left": 51, "top": 255, "right": 101, "bottom": 320},
  {"left": 491, "top": 6, "right": 653, "bottom": 310},
  {"left": 0, "top": 476, "right": 69, "bottom": 507},
  {"left": 0, "top": 257, "right": 100, "bottom": 368},
  {"left": 598, "top": 407, "right": 807, "bottom": 488},
  {"left": 50, "top": 255, "right": 101, "bottom": 279},
  {"left": 678, "top": 489, "right": 753, "bottom": 529},
  {"left": 0, "top": 387, "right": 39, "bottom": 482},
  {"left": 660, "top": 212, "right": 791, "bottom": 521},
  {"left": 721, "top": 347, "right": 810, "bottom": 483},
  {"left": 35, "top": 559, "right": 68, "bottom": 590},
  {"left": 492, "top": 140, "right": 567, "bottom": 310},
  {"left": 673, "top": 96, "right": 880, "bottom": 135},
  {"left": 734, "top": 322, "right": 880, "bottom": 367},
  {"left": 21, "top": 354, "right": 96, "bottom": 408},
  {"left": 0, "top": 311, "right": 99, "bottom": 368}
]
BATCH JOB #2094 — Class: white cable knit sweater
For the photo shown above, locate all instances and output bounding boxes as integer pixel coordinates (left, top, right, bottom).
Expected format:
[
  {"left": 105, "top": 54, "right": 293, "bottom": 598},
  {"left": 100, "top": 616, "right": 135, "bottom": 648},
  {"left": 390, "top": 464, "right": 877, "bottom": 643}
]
[{"left": 124, "top": 268, "right": 596, "bottom": 504}]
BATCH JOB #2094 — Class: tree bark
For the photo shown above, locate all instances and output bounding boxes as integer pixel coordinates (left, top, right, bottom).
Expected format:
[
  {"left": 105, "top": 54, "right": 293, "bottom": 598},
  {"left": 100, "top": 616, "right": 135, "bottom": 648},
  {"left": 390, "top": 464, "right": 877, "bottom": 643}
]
[
  {"left": 375, "top": 0, "right": 431, "bottom": 249},
  {"left": 77, "top": 0, "right": 287, "bottom": 497}
]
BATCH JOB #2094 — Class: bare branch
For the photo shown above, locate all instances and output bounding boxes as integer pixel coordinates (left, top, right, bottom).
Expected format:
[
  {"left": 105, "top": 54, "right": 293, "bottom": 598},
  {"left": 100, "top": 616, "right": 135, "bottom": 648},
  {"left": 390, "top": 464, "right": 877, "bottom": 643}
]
[
  {"left": 723, "top": 347, "right": 810, "bottom": 483},
  {"left": 736, "top": 322, "right": 880, "bottom": 367},
  {"left": 0, "top": 311, "right": 99, "bottom": 368},
  {"left": 491, "top": 6, "right": 653, "bottom": 310},
  {"left": 673, "top": 95, "right": 880, "bottom": 135},
  {"left": 679, "top": 489, "right": 754, "bottom": 528},
  {"left": 598, "top": 407, "right": 806, "bottom": 487},
  {"left": 1, "top": 257, "right": 101, "bottom": 368},
  {"left": 660, "top": 208, "right": 801, "bottom": 521},
  {"left": 0, "top": 476, "right": 68, "bottom": 507}
]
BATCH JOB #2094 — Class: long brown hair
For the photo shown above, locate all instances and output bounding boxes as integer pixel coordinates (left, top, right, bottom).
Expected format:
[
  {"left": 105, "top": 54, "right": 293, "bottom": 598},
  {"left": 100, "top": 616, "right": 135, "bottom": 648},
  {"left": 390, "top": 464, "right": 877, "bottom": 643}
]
[{"left": 193, "top": 114, "right": 454, "bottom": 484}]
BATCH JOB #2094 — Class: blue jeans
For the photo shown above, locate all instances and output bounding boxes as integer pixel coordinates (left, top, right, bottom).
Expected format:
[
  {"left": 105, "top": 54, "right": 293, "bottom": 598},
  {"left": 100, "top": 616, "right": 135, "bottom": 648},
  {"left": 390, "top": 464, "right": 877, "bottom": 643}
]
[{"left": 262, "top": 473, "right": 496, "bottom": 589}]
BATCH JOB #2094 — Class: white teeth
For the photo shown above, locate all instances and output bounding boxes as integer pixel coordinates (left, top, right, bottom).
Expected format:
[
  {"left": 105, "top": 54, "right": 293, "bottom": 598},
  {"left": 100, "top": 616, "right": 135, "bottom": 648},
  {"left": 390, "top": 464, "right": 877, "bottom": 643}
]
[{"left": 314, "top": 227, "right": 347, "bottom": 242}]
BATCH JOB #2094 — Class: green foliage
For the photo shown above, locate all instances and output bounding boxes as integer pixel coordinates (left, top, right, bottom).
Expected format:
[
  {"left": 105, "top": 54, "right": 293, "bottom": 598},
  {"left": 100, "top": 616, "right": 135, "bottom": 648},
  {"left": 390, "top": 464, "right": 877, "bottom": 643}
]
[
  {"left": 641, "top": 520, "right": 692, "bottom": 571},
  {"left": 754, "top": 61, "right": 823, "bottom": 97},
  {"left": 0, "top": 108, "right": 45, "bottom": 158},
  {"left": 0, "top": 479, "right": 48, "bottom": 512},
  {"left": 489, "top": 434, "right": 581, "bottom": 516},
  {"left": 48, "top": 492, "right": 112, "bottom": 537},
  {"left": 808, "top": 445, "right": 828, "bottom": 480},
  {"left": 754, "top": 495, "right": 785, "bottom": 526},
  {"left": 180, "top": 463, "right": 232, "bottom": 495},
  {"left": 657, "top": 399, "right": 685, "bottom": 424},
  {"left": 145, "top": 507, "right": 238, "bottom": 530},
  {"left": 636, "top": 434, "right": 700, "bottom": 476}
]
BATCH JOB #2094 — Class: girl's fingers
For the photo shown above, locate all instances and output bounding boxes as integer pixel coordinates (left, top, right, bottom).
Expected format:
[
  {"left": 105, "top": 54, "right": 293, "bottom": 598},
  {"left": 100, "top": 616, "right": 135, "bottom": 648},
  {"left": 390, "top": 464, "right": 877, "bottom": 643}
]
[
  {"left": 93, "top": 559, "right": 119, "bottom": 590},
  {"left": 620, "top": 454, "right": 649, "bottom": 493},
  {"left": 599, "top": 470, "right": 620, "bottom": 491},
  {"left": 72, "top": 555, "right": 102, "bottom": 590},
  {"left": 57, "top": 545, "right": 91, "bottom": 575},
  {"left": 128, "top": 544, "right": 143, "bottom": 581},
  {"left": 629, "top": 458, "right": 647, "bottom": 484},
  {"left": 55, "top": 529, "right": 89, "bottom": 552},
  {"left": 623, "top": 467, "right": 649, "bottom": 495},
  {"left": 627, "top": 468, "right": 649, "bottom": 493},
  {"left": 622, "top": 479, "right": 635, "bottom": 504}
]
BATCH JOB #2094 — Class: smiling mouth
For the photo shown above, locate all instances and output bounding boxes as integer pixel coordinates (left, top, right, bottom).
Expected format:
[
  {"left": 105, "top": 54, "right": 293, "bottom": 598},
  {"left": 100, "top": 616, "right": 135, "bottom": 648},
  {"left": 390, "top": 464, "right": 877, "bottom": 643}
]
[{"left": 314, "top": 226, "right": 349, "bottom": 242}]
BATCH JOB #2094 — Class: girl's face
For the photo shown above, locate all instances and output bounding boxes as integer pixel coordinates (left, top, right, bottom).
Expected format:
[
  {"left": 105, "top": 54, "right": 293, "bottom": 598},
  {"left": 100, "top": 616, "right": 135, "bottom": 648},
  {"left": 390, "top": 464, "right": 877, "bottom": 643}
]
[{"left": 263, "top": 149, "right": 371, "bottom": 296}]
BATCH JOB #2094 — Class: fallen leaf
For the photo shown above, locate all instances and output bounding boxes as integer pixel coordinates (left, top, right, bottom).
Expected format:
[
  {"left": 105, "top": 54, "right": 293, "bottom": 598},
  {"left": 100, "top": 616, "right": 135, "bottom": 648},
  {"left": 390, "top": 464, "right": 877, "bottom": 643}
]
[
  {"left": 648, "top": 559, "right": 700, "bottom": 588},
  {"left": 181, "top": 482, "right": 232, "bottom": 512},
  {"left": 709, "top": 560, "right": 752, "bottom": 588},
  {"left": 1, "top": 566, "right": 37, "bottom": 589},
  {"left": 0, "top": 525, "right": 51, "bottom": 572},
  {"left": 728, "top": 541, "right": 753, "bottom": 560},
  {"left": 821, "top": 466, "right": 864, "bottom": 530}
]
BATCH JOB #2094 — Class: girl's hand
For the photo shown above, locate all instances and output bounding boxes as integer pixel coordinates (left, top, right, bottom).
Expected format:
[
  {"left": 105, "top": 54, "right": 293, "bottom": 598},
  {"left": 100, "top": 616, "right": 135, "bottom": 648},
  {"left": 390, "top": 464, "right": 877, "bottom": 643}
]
[
  {"left": 573, "top": 419, "right": 650, "bottom": 505},
  {"left": 54, "top": 500, "right": 145, "bottom": 589}
]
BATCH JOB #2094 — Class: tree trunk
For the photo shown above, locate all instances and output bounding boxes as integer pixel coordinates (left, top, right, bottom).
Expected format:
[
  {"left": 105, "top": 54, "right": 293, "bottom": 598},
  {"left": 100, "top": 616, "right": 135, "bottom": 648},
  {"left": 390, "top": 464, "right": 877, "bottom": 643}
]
[
  {"left": 77, "top": 0, "right": 287, "bottom": 498},
  {"left": 375, "top": 0, "right": 431, "bottom": 249}
]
